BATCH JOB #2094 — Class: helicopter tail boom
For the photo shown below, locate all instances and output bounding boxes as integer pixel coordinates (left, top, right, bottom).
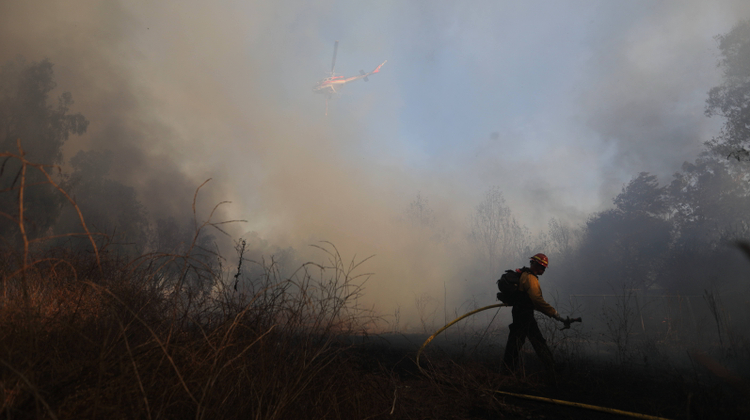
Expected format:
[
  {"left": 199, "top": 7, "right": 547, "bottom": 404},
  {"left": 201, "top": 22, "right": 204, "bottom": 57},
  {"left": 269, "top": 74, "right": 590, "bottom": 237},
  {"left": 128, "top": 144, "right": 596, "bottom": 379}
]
[
  {"left": 358, "top": 60, "right": 386, "bottom": 83},
  {"left": 371, "top": 60, "right": 387, "bottom": 74}
]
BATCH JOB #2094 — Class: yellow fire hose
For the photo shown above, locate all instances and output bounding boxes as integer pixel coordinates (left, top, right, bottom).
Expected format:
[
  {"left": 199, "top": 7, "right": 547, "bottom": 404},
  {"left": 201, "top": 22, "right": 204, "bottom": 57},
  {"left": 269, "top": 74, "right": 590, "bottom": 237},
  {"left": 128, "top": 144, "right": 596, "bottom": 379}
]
[
  {"left": 416, "top": 303, "right": 508, "bottom": 371},
  {"left": 490, "top": 390, "right": 672, "bottom": 420},
  {"left": 416, "top": 304, "right": 673, "bottom": 420}
]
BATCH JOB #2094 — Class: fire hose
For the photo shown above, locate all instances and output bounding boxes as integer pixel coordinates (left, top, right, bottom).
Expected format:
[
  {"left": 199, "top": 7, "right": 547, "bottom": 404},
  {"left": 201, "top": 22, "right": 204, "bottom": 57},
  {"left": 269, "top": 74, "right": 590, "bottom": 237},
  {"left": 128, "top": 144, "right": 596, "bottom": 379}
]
[{"left": 416, "top": 304, "right": 672, "bottom": 420}]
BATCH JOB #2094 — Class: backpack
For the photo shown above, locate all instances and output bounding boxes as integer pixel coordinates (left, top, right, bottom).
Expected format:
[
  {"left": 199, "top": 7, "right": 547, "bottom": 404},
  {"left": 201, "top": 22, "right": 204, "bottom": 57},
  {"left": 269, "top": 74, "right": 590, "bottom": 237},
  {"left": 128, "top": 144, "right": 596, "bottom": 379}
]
[{"left": 496, "top": 268, "right": 526, "bottom": 305}]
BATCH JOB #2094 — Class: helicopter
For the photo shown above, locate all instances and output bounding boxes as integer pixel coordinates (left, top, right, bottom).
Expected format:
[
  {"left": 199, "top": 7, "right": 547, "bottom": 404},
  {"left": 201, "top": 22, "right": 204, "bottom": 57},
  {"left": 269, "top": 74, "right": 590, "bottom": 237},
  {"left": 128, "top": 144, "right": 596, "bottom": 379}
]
[{"left": 313, "top": 41, "right": 386, "bottom": 114}]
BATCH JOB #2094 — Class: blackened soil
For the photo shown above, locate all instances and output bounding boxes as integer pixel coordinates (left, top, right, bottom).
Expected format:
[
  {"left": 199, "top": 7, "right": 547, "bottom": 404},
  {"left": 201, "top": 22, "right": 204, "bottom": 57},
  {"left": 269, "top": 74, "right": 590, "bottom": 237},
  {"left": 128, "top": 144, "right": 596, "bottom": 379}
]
[{"left": 346, "top": 338, "right": 750, "bottom": 420}]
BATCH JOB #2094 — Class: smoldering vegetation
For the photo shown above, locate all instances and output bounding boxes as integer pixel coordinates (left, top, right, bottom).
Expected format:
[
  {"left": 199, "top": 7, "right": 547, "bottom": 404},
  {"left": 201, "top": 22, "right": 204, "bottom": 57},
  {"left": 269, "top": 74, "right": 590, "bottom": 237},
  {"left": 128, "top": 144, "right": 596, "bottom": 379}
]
[
  {"left": 3, "top": 19, "right": 750, "bottom": 419},
  {"left": 0, "top": 65, "right": 380, "bottom": 415},
  {"left": 391, "top": 161, "right": 750, "bottom": 419}
]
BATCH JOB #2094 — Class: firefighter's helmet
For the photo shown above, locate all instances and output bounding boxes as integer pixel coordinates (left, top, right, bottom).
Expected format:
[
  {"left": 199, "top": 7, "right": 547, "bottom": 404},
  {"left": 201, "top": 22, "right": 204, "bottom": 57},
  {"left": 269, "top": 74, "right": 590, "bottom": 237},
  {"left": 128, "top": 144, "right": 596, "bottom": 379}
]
[{"left": 530, "top": 253, "right": 549, "bottom": 268}]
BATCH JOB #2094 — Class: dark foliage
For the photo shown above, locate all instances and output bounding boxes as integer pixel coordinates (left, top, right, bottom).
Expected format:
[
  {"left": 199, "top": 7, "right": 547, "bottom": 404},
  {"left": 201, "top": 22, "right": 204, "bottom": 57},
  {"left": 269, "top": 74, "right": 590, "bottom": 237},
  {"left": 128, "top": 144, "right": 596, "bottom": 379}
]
[
  {"left": 705, "top": 19, "right": 750, "bottom": 161},
  {"left": 0, "top": 58, "right": 89, "bottom": 240}
]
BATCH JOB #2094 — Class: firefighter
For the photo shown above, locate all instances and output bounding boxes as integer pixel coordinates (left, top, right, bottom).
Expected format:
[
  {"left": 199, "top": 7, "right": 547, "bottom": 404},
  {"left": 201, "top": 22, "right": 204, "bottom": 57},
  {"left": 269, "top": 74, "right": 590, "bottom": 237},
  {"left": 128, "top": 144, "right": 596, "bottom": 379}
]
[{"left": 501, "top": 253, "right": 568, "bottom": 380}]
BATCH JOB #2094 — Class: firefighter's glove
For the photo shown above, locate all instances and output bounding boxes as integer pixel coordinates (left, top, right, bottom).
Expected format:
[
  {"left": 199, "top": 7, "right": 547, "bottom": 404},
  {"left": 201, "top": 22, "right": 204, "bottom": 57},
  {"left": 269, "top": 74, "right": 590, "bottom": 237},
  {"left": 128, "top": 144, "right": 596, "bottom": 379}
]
[
  {"left": 559, "top": 316, "right": 582, "bottom": 331},
  {"left": 562, "top": 317, "right": 572, "bottom": 330}
]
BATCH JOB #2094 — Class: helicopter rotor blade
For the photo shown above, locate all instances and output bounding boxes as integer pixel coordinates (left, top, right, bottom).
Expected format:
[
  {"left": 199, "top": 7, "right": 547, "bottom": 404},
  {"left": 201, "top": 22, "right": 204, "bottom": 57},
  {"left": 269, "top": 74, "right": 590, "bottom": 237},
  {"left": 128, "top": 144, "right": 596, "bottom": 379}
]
[{"left": 331, "top": 40, "right": 339, "bottom": 74}]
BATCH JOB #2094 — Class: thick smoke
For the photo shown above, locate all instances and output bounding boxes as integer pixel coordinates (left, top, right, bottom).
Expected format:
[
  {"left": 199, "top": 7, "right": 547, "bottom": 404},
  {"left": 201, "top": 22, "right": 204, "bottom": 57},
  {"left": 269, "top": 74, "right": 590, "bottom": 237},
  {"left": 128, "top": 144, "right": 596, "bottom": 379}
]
[
  {"left": 2, "top": 0, "right": 750, "bottom": 331},
  {"left": 579, "top": 1, "right": 750, "bottom": 200}
]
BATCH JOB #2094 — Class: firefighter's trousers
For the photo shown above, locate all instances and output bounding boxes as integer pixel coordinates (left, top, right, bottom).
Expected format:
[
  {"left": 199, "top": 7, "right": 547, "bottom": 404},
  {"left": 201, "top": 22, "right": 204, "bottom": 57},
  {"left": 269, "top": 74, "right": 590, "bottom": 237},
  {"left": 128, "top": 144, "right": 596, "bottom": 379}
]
[{"left": 502, "top": 307, "right": 555, "bottom": 375}]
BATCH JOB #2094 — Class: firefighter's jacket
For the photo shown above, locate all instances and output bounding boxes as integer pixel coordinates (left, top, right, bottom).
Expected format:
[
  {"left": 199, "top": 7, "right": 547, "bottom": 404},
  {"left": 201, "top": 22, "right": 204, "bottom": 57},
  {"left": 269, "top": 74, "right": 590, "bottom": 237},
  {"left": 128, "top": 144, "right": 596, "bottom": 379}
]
[{"left": 518, "top": 271, "right": 559, "bottom": 318}]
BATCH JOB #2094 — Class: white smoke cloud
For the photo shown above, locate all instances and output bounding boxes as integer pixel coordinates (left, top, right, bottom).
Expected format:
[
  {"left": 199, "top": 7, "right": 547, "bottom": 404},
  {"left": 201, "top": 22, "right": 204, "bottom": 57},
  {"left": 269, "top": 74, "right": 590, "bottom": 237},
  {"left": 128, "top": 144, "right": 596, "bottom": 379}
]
[{"left": 2, "top": 0, "right": 749, "bottom": 326}]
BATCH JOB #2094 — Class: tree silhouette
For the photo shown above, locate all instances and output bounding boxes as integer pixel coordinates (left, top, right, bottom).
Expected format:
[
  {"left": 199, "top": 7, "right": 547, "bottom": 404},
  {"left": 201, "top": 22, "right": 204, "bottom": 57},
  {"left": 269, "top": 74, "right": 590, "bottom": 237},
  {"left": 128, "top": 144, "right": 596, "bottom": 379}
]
[
  {"left": 406, "top": 192, "right": 435, "bottom": 229},
  {"left": 705, "top": 19, "right": 750, "bottom": 161},
  {"left": 662, "top": 156, "right": 750, "bottom": 293},
  {"left": 573, "top": 173, "right": 671, "bottom": 293},
  {"left": 468, "top": 186, "right": 528, "bottom": 276},
  {"left": 0, "top": 58, "right": 89, "bottom": 240}
]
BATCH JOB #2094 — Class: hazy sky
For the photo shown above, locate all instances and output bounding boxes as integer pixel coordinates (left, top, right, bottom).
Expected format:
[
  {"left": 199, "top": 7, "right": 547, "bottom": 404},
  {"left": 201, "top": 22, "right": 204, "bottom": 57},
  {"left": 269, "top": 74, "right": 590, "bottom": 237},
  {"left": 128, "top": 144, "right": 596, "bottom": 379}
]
[{"left": 2, "top": 0, "right": 749, "bottom": 318}]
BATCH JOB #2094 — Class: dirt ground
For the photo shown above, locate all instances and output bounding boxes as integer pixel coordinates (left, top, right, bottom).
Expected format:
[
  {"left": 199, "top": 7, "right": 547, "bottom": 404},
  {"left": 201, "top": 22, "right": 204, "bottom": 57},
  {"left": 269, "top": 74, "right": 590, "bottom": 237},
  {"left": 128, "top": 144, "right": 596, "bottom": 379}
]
[{"left": 353, "top": 339, "right": 750, "bottom": 420}]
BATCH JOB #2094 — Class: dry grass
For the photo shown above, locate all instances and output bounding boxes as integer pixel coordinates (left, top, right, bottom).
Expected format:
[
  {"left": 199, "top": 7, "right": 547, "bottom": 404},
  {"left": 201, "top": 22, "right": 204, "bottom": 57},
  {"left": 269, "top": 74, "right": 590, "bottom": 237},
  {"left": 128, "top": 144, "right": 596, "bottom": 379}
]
[
  {"left": 0, "top": 243, "right": 396, "bottom": 420},
  {"left": 0, "top": 143, "right": 392, "bottom": 419},
  {"left": 2, "top": 143, "right": 749, "bottom": 419}
]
